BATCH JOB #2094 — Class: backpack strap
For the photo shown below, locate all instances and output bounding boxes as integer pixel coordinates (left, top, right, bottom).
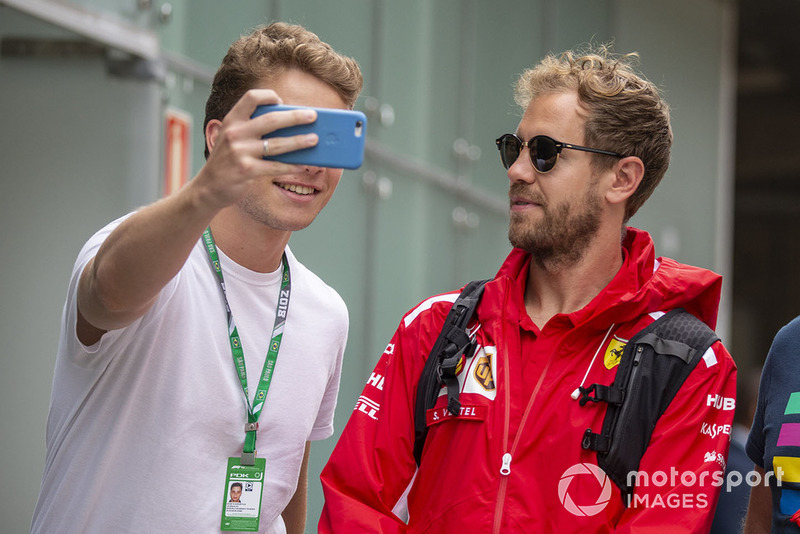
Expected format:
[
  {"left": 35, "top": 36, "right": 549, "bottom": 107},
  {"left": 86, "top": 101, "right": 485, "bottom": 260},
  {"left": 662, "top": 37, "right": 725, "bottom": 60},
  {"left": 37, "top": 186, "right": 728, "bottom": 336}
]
[
  {"left": 413, "top": 279, "right": 488, "bottom": 466},
  {"left": 581, "top": 308, "right": 720, "bottom": 500}
]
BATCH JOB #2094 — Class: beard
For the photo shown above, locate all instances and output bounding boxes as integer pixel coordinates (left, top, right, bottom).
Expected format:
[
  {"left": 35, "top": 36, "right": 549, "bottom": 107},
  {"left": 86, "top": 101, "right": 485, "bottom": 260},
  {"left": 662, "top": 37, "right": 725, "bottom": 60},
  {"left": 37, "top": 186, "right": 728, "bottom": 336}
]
[{"left": 507, "top": 181, "right": 602, "bottom": 267}]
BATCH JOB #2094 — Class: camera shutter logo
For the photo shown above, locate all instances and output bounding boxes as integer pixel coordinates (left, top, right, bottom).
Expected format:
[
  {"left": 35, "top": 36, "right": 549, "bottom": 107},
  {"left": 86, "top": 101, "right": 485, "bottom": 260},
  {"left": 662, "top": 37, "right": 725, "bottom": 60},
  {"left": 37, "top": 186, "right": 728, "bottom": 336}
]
[{"left": 558, "top": 463, "right": 613, "bottom": 516}]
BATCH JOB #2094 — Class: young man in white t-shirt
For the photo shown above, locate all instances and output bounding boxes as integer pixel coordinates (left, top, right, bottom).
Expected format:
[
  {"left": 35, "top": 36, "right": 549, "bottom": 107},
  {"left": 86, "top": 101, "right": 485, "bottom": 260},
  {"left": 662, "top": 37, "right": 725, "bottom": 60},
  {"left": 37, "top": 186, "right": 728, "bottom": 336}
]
[{"left": 32, "top": 22, "right": 363, "bottom": 534}]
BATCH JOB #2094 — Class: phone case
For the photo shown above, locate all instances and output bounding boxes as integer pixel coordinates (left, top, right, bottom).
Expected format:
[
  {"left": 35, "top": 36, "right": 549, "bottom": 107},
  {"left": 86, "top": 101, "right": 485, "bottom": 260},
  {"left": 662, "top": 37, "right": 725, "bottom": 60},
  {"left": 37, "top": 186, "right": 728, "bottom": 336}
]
[{"left": 252, "top": 104, "right": 367, "bottom": 169}]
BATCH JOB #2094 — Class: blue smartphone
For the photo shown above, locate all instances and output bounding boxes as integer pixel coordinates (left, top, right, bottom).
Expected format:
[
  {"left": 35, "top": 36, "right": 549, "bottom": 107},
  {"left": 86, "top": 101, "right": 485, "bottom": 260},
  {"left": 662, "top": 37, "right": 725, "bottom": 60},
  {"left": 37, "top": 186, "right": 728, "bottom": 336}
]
[{"left": 251, "top": 104, "right": 367, "bottom": 169}]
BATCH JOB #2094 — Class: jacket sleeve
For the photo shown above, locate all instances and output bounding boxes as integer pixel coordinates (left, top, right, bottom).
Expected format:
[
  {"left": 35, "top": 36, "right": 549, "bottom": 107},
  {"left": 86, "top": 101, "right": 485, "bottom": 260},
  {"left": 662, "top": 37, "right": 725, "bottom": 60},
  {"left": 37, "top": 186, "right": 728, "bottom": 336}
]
[
  {"left": 320, "top": 312, "right": 434, "bottom": 533},
  {"left": 615, "top": 340, "right": 738, "bottom": 533}
]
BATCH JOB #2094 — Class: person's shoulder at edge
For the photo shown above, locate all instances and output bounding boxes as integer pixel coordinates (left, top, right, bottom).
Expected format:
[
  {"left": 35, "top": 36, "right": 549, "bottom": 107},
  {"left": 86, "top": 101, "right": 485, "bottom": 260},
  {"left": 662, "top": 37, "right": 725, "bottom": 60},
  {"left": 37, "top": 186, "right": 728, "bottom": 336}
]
[{"left": 283, "top": 246, "right": 349, "bottom": 322}]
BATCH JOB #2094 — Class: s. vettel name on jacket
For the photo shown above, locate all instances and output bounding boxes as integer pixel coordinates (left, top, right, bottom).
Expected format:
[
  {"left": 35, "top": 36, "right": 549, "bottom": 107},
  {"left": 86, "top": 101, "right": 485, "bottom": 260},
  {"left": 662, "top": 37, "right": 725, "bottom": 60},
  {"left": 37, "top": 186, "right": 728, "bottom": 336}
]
[{"left": 352, "top": 339, "right": 498, "bottom": 422}]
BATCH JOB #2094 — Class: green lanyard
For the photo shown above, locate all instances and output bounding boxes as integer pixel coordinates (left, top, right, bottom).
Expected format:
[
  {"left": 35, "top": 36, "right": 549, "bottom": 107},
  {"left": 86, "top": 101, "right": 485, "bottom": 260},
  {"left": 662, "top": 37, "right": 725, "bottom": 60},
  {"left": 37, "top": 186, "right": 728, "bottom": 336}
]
[{"left": 202, "top": 227, "right": 291, "bottom": 465}]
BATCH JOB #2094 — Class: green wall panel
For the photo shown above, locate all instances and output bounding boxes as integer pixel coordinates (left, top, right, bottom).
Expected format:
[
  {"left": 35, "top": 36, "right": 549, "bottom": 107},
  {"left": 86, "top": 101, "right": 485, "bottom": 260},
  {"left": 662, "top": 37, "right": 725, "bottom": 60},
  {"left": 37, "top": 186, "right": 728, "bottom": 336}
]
[{"left": 0, "top": 0, "right": 734, "bottom": 531}]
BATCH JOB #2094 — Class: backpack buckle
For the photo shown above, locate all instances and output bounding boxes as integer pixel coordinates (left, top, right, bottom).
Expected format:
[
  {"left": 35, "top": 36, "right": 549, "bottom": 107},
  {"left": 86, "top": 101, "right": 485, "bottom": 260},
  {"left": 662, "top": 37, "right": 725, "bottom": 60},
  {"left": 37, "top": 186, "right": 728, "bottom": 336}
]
[
  {"left": 582, "top": 428, "right": 610, "bottom": 453},
  {"left": 578, "top": 384, "right": 600, "bottom": 406},
  {"left": 578, "top": 383, "right": 624, "bottom": 406}
]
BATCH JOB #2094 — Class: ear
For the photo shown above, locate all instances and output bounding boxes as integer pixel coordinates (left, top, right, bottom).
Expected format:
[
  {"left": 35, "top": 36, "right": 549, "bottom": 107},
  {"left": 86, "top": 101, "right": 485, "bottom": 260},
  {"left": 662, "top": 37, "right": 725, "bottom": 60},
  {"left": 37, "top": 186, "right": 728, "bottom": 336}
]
[
  {"left": 205, "top": 119, "right": 223, "bottom": 155},
  {"left": 606, "top": 156, "right": 644, "bottom": 206}
]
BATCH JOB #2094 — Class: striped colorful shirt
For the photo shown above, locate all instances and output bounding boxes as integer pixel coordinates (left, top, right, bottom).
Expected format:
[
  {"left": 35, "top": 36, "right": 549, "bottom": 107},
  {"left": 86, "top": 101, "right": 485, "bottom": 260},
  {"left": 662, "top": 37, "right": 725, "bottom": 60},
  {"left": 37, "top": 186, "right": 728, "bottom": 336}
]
[{"left": 747, "top": 315, "right": 800, "bottom": 531}]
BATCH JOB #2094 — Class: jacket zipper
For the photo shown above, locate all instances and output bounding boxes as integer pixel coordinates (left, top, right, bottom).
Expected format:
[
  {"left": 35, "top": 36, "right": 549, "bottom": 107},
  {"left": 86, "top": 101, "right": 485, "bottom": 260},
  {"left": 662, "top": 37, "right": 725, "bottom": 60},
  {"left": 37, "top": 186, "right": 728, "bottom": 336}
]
[
  {"left": 492, "top": 291, "right": 513, "bottom": 534},
  {"left": 492, "top": 290, "right": 558, "bottom": 534}
]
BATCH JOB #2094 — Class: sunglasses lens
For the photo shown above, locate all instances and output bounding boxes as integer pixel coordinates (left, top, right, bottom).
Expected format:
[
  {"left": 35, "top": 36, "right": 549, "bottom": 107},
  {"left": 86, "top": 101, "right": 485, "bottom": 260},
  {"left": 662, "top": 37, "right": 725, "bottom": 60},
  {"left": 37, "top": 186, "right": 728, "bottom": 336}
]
[
  {"left": 498, "top": 135, "right": 521, "bottom": 169},
  {"left": 530, "top": 136, "right": 559, "bottom": 173}
]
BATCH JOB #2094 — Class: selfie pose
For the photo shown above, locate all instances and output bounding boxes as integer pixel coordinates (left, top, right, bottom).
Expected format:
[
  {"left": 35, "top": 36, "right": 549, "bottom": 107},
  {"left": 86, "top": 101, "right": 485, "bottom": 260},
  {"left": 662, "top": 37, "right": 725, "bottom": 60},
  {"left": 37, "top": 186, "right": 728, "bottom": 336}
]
[
  {"left": 32, "top": 23, "right": 362, "bottom": 534},
  {"left": 320, "top": 47, "right": 736, "bottom": 533}
]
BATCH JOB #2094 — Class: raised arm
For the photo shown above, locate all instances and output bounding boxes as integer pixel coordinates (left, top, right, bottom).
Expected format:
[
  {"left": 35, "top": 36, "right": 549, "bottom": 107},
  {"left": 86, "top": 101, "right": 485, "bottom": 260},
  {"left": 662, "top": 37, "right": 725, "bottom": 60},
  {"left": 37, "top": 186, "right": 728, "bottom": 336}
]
[{"left": 76, "top": 89, "right": 318, "bottom": 344}]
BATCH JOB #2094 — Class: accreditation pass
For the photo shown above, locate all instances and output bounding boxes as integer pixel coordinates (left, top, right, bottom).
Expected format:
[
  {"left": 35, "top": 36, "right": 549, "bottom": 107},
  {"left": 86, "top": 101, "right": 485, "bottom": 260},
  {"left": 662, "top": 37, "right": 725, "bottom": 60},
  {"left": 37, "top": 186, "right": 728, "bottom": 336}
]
[{"left": 220, "top": 457, "right": 266, "bottom": 531}]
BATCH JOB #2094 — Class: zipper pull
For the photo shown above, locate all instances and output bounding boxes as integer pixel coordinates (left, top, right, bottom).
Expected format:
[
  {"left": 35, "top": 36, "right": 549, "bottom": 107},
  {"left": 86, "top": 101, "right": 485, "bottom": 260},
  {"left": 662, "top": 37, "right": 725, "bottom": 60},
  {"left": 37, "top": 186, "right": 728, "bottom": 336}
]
[{"left": 500, "top": 453, "right": 512, "bottom": 476}]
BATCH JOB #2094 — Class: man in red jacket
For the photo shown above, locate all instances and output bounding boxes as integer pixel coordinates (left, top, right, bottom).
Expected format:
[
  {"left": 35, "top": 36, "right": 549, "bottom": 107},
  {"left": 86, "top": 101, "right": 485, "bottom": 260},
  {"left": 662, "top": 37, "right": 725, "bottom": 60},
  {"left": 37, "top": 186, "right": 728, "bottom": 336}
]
[{"left": 320, "top": 46, "right": 736, "bottom": 533}]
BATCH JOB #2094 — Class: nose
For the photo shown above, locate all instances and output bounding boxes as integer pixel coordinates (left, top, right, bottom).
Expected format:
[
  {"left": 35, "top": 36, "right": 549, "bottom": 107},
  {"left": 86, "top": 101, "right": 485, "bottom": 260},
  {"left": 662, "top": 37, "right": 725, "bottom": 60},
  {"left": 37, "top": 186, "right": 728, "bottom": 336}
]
[
  {"left": 303, "top": 164, "right": 325, "bottom": 175},
  {"left": 507, "top": 149, "right": 535, "bottom": 184}
]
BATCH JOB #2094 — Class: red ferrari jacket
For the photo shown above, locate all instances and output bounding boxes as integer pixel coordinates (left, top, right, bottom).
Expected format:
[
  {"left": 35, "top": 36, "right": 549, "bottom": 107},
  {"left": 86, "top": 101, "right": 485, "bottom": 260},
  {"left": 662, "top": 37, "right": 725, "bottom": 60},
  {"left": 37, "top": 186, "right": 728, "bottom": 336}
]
[{"left": 320, "top": 228, "right": 737, "bottom": 533}]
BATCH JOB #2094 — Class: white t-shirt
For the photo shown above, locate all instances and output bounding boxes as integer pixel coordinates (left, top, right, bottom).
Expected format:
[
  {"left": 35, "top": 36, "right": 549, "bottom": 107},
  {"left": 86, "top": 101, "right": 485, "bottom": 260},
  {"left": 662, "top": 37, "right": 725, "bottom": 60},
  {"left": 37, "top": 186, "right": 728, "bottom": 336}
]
[{"left": 32, "top": 215, "right": 348, "bottom": 533}]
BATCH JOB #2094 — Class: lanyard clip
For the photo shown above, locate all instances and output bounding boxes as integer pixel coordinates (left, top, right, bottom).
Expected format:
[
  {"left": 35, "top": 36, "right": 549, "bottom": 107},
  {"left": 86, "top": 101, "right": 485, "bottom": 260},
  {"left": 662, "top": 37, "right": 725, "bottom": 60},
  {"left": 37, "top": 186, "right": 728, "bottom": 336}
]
[
  {"left": 240, "top": 422, "right": 259, "bottom": 465},
  {"left": 245, "top": 422, "right": 259, "bottom": 432}
]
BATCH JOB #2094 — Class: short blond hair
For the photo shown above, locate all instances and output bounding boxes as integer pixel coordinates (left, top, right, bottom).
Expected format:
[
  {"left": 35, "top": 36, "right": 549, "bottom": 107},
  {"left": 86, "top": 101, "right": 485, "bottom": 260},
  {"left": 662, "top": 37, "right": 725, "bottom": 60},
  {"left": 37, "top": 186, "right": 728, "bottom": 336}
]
[
  {"left": 515, "top": 46, "right": 672, "bottom": 222},
  {"left": 203, "top": 22, "right": 363, "bottom": 158}
]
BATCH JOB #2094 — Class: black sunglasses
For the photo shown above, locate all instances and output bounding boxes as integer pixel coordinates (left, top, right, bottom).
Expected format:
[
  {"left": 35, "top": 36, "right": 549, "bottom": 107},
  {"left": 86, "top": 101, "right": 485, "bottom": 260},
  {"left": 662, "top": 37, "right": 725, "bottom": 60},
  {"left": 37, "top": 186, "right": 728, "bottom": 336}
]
[{"left": 495, "top": 133, "right": 625, "bottom": 173}]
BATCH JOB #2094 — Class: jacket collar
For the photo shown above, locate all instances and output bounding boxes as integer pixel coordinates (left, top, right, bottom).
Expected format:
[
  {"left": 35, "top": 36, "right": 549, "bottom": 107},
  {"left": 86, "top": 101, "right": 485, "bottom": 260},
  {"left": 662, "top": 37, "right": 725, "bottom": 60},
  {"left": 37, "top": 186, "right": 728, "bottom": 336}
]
[{"left": 481, "top": 227, "right": 722, "bottom": 331}]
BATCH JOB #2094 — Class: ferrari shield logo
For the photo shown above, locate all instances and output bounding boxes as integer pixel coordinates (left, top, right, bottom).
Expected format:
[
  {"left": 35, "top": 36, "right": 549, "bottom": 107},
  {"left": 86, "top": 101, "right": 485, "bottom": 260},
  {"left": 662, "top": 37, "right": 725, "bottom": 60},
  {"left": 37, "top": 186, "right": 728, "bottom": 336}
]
[{"left": 604, "top": 337, "right": 627, "bottom": 369}]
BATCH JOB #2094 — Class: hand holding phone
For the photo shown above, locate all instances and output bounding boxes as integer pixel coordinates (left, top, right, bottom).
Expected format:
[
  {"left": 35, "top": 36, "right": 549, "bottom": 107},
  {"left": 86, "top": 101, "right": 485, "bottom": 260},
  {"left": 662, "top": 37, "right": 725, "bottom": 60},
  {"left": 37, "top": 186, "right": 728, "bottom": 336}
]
[{"left": 251, "top": 104, "right": 367, "bottom": 169}]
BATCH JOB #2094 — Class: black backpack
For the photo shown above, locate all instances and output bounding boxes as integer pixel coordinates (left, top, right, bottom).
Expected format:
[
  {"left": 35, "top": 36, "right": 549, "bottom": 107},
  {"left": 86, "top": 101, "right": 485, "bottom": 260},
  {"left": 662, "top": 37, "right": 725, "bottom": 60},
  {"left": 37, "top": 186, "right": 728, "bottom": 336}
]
[{"left": 413, "top": 279, "right": 719, "bottom": 500}]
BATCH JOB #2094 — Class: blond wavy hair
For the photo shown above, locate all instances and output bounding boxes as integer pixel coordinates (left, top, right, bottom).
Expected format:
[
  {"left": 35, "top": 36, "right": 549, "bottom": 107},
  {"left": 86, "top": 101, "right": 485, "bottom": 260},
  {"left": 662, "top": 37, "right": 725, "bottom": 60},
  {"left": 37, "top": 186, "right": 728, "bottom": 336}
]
[
  {"left": 204, "top": 22, "right": 363, "bottom": 158},
  {"left": 515, "top": 46, "right": 672, "bottom": 222}
]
